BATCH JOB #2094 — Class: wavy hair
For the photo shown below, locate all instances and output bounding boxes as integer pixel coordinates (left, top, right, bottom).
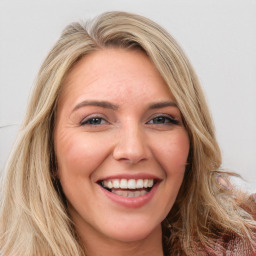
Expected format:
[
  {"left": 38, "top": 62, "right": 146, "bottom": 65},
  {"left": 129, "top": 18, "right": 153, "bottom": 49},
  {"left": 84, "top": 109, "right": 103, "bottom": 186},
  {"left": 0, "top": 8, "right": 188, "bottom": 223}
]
[{"left": 1, "top": 11, "right": 255, "bottom": 256}]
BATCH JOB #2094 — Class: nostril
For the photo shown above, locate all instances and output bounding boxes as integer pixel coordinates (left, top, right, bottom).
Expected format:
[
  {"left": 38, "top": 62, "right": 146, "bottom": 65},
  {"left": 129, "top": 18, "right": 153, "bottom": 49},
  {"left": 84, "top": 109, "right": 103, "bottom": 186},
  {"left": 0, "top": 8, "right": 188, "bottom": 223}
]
[
  {"left": 112, "top": 129, "right": 149, "bottom": 164},
  {"left": 112, "top": 147, "right": 148, "bottom": 164}
]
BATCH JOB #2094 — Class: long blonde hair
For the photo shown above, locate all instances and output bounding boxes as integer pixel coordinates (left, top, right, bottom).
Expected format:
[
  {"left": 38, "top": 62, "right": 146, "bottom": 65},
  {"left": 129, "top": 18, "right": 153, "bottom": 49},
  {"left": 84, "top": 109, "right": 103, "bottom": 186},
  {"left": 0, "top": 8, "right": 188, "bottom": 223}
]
[{"left": 1, "top": 11, "right": 255, "bottom": 256}]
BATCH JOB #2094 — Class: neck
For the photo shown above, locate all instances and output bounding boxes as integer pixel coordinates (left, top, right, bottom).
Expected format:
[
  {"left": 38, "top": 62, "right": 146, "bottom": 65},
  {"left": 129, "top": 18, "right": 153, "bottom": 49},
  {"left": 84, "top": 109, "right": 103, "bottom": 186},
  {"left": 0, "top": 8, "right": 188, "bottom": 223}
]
[{"left": 79, "top": 224, "right": 164, "bottom": 256}]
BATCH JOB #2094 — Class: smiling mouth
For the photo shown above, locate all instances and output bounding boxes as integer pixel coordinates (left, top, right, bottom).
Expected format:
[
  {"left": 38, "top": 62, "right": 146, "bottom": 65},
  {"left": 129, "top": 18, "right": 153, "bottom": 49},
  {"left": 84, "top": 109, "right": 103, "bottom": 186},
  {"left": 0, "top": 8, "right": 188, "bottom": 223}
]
[{"left": 99, "top": 178, "right": 157, "bottom": 197}]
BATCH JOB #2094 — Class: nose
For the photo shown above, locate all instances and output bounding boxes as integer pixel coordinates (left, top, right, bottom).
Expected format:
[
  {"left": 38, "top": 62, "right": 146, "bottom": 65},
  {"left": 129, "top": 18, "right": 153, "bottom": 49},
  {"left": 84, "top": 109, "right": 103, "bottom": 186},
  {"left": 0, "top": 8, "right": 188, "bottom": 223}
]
[{"left": 112, "top": 124, "right": 149, "bottom": 164}]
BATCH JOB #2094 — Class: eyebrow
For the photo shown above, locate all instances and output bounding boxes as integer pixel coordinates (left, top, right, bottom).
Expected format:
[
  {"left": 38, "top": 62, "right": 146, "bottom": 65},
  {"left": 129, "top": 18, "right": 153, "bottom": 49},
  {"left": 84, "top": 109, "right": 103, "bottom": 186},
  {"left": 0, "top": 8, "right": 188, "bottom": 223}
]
[
  {"left": 72, "top": 100, "right": 119, "bottom": 112},
  {"left": 148, "top": 101, "right": 178, "bottom": 109},
  {"left": 72, "top": 100, "right": 178, "bottom": 113}
]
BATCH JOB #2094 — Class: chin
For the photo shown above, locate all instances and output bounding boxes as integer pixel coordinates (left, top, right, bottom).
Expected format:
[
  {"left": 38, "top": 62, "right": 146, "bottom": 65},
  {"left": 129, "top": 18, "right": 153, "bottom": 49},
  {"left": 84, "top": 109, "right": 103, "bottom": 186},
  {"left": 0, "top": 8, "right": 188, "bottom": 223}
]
[{"left": 104, "top": 220, "right": 161, "bottom": 243}]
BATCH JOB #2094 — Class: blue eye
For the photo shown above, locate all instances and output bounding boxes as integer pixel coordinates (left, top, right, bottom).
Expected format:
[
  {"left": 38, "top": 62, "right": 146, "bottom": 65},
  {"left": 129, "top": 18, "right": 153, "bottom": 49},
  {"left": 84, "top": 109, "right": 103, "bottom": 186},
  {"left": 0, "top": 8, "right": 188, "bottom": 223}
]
[
  {"left": 148, "top": 116, "right": 179, "bottom": 125},
  {"left": 81, "top": 117, "right": 107, "bottom": 126}
]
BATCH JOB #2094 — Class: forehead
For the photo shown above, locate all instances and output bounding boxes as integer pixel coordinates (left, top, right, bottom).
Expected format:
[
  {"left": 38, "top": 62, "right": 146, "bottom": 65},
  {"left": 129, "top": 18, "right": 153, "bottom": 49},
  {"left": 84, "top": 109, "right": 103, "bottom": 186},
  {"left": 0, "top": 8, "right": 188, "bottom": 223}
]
[{"left": 59, "top": 48, "right": 174, "bottom": 107}]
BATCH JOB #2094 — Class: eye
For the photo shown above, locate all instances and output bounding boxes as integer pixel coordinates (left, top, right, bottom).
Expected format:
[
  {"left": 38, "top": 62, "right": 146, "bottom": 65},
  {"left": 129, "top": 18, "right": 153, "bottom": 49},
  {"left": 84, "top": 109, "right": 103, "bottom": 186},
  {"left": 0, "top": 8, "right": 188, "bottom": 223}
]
[
  {"left": 80, "top": 117, "right": 107, "bottom": 126},
  {"left": 147, "top": 115, "right": 179, "bottom": 125}
]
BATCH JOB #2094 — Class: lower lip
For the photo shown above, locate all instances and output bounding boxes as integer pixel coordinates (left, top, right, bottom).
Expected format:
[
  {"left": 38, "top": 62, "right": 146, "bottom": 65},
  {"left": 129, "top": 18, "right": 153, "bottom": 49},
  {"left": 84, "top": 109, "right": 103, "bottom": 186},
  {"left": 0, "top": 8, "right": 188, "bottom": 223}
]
[{"left": 99, "top": 183, "right": 160, "bottom": 208}]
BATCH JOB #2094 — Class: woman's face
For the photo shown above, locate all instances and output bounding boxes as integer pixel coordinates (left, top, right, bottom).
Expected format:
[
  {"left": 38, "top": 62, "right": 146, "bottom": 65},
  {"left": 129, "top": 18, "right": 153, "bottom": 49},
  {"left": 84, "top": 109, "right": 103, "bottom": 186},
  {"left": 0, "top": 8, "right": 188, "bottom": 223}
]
[{"left": 54, "top": 49, "right": 189, "bottom": 244}]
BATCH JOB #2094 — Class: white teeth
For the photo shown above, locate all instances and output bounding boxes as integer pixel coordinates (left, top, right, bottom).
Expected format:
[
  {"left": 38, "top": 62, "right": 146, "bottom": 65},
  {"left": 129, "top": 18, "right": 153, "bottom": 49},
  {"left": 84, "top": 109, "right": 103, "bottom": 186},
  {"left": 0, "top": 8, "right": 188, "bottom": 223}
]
[
  {"left": 134, "top": 191, "right": 140, "bottom": 197},
  {"left": 103, "top": 180, "right": 113, "bottom": 189},
  {"left": 148, "top": 179, "right": 153, "bottom": 187},
  {"left": 107, "top": 180, "right": 113, "bottom": 189},
  {"left": 141, "top": 190, "right": 147, "bottom": 196},
  {"left": 127, "top": 179, "right": 136, "bottom": 189},
  {"left": 112, "top": 190, "right": 128, "bottom": 197},
  {"left": 113, "top": 179, "right": 119, "bottom": 188},
  {"left": 143, "top": 179, "right": 148, "bottom": 188},
  {"left": 111, "top": 189, "right": 148, "bottom": 197},
  {"left": 102, "top": 178, "right": 155, "bottom": 190},
  {"left": 112, "top": 190, "right": 121, "bottom": 196},
  {"left": 136, "top": 179, "right": 143, "bottom": 188},
  {"left": 127, "top": 191, "right": 135, "bottom": 197},
  {"left": 120, "top": 179, "right": 128, "bottom": 189}
]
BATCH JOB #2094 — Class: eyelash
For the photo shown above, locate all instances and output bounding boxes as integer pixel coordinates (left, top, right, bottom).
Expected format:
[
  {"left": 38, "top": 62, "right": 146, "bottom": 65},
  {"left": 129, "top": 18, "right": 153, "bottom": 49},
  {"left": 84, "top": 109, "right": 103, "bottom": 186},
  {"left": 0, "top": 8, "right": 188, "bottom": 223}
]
[
  {"left": 146, "top": 115, "right": 180, "bottom": 125},
  {"left": 80, "top": 114, "right": 179, "bottom": 126},
  {"left": 80, "top": 116, "right": 107, "bottom": 126}
]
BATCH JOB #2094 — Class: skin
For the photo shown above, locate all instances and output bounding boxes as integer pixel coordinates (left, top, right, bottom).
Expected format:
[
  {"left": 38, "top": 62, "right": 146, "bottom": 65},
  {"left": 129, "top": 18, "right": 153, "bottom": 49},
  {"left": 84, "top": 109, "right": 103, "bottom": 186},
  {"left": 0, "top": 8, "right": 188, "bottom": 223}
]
[{"left": 54, "top": 48, "right": 190, "bottom": 256}]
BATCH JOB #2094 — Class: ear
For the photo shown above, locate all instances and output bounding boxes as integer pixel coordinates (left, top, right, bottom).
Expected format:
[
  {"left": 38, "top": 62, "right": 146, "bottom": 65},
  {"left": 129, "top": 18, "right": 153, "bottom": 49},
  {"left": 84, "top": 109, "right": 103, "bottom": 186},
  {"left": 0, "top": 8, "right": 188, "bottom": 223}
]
[
  {"left": 50, "top": 146, "right": 59, "bottom": 178},
  {"left": 216, "top": 175, "right": 232, "bottom": 191},
  {"left": 52, "top": 169, "right": 59, "bottom": 179}
]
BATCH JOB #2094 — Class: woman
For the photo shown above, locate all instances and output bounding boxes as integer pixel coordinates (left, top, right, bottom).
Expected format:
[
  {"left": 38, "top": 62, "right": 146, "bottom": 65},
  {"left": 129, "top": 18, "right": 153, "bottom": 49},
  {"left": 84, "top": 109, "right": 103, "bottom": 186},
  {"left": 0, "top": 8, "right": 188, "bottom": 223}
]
[{"left": 0, "top": 11, "right": 255, "bottom": 256}]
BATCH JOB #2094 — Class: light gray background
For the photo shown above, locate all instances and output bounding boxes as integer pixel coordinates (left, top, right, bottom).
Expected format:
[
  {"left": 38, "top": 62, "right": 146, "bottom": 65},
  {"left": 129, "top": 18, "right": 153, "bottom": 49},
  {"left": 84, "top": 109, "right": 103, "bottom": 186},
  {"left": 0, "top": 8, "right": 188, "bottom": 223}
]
[{"left": 0, "top": 0, "right": 255, "bottom": 191}]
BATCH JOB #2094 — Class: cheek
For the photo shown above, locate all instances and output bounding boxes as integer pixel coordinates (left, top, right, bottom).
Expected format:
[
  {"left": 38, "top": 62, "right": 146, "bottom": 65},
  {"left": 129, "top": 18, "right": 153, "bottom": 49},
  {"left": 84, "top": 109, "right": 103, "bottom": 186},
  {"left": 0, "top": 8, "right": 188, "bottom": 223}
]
[
  {"left": 55, "top": 130, "right": 111, "bottom": 180},
  {"left": 155, "top": 130, "right": 190, "bottom": 173},
  {"left": 148, "top": 129, "right": 189, "bottom": 212}
]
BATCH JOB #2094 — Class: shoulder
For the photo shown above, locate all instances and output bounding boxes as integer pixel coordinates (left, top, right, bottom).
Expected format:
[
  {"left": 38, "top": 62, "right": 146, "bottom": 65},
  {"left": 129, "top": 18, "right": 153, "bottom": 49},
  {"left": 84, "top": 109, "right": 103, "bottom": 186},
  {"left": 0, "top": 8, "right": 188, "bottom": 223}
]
[
  {"left": 225, "top": 236, "right": 256, "bottom": 256},
  {"left": 229, "top": 177, "right": 256, "bottom": 217},
  {"left": 229, "top": 190, "right": 256, "bottom": 256},
  {"left": 250, "top": 193, "right": 256, "bottom": 219},
  {"left": 216, "top": 176, "right": 256, "bottom": 255}
]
